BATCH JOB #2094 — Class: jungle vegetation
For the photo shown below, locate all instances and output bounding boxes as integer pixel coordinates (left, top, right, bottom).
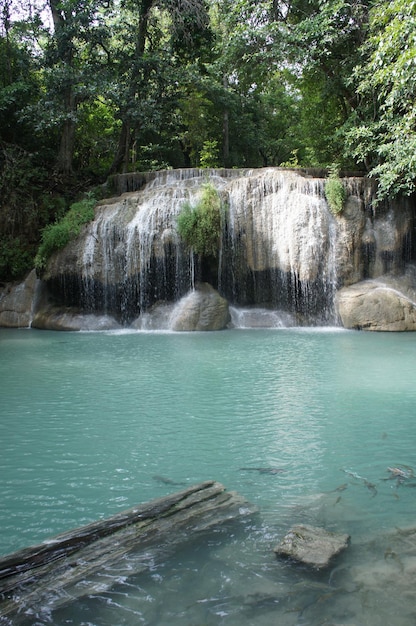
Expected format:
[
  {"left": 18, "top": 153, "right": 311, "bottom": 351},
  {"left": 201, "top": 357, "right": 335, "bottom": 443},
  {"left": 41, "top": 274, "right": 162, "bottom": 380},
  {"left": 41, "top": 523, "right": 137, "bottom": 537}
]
[{"left": 1, "top": 0, "right": 415, "bottom": 281}]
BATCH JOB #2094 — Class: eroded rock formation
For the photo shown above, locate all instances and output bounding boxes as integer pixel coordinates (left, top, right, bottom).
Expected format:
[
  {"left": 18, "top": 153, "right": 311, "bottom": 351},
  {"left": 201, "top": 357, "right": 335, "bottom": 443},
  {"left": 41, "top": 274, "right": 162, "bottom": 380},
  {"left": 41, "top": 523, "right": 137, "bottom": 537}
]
[
  {"left": 0, "top": 270, "right": 39, "bottom": 328},
  {"left": 336, "top": 267, "right": 416, "bottom": 331},
  {"left": 1, "top": 168, "right": 415, "bottom": 331}
]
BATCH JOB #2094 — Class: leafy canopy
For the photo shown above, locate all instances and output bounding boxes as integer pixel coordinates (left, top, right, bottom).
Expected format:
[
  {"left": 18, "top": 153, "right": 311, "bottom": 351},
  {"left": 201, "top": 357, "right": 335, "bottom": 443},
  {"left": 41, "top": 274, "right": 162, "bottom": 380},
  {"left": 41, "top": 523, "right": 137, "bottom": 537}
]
[{"left": 345, "top": 0, "right": 416, "bottom": 200}]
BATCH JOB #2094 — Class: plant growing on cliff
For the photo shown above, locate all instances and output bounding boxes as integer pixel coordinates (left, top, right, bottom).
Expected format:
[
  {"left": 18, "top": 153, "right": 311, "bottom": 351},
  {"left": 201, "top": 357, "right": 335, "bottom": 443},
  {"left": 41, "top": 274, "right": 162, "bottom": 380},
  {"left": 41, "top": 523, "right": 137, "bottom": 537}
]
[
  {"left": 325, "top": 164, "right": 346, "bottom": 215},
  {"left": 176, "top": 183, "right": 225, "bottom": 258},
  {"left": 35, "top": 195, "right": 96, "bottom": 271}
]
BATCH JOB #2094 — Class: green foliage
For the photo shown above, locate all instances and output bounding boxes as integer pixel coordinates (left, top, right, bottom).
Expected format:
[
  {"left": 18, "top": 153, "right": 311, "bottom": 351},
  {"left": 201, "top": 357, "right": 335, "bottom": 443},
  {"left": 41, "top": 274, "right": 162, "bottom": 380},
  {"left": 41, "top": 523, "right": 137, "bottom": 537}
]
[
  {"left": 200, "top": 140, "right": 220, "bottom": 168},
  {"left": 74, "top": 98, "right": 120, "bottom": 176},
  {"left": 35, "top": 195, "right": 96, "bottom": 271},
  {"left": 280, "top": 150, "right": 300, "bottom": 168},
  {"left": 3, "top": 0, "right": 416, "bottom": 220},
  {"left": 285, "top": 0, "right": 370, "bottom": 169},
  {"left": 325, "top": 164, "right": 346, "bottom": 215},
  {"left": 179, "top": 88, "right": 221, "bottom": 167},
  {"left": 0, "top": 236, "right": 34, "bottom": 280},
  {"left": 0, "top": 33, "right": 42, "bottom": 150},
  {"left": 176, "top": 182, "right": 225, "bottom": 257},
  {"left": 0, "top": 138, "right": 79, "bottom": 281},
  {"left": 345, "top": 0, "right": 416, "bottom": 200}
]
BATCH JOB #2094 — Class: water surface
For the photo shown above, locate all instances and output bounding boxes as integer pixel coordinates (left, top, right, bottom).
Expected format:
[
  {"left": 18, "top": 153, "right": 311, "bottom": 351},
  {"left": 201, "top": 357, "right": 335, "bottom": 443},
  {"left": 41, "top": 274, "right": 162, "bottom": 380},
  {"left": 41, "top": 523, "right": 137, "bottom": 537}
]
[{"left": 1, "top": 328, "right": 416, "bottom": 625}]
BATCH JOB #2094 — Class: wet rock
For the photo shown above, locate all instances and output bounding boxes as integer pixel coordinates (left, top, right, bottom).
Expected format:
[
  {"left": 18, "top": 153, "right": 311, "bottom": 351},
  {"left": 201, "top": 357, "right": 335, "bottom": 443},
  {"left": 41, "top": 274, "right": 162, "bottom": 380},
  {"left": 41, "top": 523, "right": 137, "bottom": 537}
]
[
  {"left": 4, "top": 170, "right": 416, "bottom": 327},
  {"left": 31, "top": 306, "right": 121, "bottom": 331},
  {"left": 169, "top": 283, "right": 231, "bottom": 331},
  {"left": 274, "top": 524, "right": 350, "bottom": 569},
  {"left": 335, "top": 269, "right": 416, "bottom": 331},
  {"left": 0, "top": 269, "right": 39, "bottom": 328}
]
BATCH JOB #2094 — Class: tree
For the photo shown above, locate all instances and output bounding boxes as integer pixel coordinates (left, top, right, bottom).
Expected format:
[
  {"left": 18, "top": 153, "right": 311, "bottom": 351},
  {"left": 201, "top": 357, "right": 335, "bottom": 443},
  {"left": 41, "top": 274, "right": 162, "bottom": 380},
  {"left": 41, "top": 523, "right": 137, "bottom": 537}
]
[
  {"left": 0, "top": 2, "right": 53, "bottom": 280},
  {"left": 0, "top": 0, "right": 44, "bottom": 149},
  {"left": 108, "top": 0, "right": 212, "bottom": 174},
  {"left": 284, "top": 0, "right": 371, "bottom": 167},
  {"left": 42, "top": 0, "right": 113, "bottom": 176},
  {"left": 345, "top": 0, "right": 416, "bottom": 199},
  {"left": 201, "top": 0, "right": 300, "bottom": 168}
]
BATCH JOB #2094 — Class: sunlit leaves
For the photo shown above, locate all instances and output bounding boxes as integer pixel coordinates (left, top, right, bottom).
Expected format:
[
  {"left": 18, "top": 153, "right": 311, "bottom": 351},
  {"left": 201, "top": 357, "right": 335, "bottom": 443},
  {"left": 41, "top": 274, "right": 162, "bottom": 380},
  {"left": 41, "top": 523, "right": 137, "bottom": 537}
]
[{"left": 348, "top": 0, "right": 416, "bottom": 199}]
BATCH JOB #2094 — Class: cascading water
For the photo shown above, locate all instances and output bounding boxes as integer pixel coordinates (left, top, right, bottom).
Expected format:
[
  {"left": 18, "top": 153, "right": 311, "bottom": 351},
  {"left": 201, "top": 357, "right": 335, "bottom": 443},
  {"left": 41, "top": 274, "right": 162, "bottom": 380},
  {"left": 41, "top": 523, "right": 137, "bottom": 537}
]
[
  {"left": 42, "top": 167, "right": 413, "bottom": 328},
  {"left": 221, "top": 169, "right": 339, "bottom": 323},
  {"left": 76, "top": 175, "right": 216, "bottom": 322}
]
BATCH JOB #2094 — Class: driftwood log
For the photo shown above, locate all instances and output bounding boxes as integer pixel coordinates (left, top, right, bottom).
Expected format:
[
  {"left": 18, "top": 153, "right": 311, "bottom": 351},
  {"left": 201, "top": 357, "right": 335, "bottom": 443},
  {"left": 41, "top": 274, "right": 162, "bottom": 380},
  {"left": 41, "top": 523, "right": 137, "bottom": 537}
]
[{"left": 0, "top": 481, "right": 255, "bottom": 623}]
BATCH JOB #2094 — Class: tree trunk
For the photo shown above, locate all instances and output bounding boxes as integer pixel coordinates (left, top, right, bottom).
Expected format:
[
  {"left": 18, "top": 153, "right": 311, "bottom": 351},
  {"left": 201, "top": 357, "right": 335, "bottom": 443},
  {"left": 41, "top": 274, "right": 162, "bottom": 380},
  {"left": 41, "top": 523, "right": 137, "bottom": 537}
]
[
  {"left": 108, "top": 118, "right": 132, "bottom": 175},
  {"left": 48, "top": 0, "right": 77, "bottom": 176},
  {"left": 222, "top": 75, "right": 230, "bottom": 166},
  {"left": 55, "top": 89, "right": 77, "bottom": 175},
  {"left": 0, "top": 481, "right": 255, "bottom": 621},
  {"left": 108, "top": 0, "right": 153, "bottom": 175}
]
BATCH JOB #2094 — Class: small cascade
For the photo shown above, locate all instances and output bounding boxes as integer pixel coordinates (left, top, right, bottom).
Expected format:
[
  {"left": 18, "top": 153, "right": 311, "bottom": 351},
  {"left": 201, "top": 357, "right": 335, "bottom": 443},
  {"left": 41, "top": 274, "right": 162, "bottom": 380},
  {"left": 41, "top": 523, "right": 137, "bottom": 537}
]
[
  {"left": 41, "top": 167, "right": 415, "bottom": 328},
  {"left": 78, "top": 174, "right": 222, "bottom": 322},
  {"left": 229, "top": 306, "right": 297, "bottom": 329}
]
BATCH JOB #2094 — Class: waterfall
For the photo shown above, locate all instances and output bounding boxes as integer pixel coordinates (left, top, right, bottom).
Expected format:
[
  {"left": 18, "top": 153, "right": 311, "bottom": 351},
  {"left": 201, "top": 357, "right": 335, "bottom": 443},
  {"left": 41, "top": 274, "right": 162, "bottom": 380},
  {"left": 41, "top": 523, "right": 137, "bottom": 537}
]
[
  {"left": 77, "top": 173, "right": 231, "bottom": 322},
  {"left": 42, "top": 167, "right": 414, "bottom": 327},
  {"left": 222, "top": 168, "right": 338, "bottom": 323}
]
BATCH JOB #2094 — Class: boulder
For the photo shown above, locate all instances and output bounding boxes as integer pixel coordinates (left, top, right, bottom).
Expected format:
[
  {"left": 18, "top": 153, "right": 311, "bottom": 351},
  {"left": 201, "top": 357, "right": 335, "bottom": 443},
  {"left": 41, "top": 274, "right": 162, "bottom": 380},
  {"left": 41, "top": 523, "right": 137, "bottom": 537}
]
[
  {"left": 336, "top": 269, "right": 416, "bottom": 331},
  {"left": 274, "top": 524, "right": 350, "bottom": 569},
  {"left": 170, "top": 283, "right": 231, "bottom": 331},
  {"left": 0, "top": 269, "right": 39, "bottom": 328}
]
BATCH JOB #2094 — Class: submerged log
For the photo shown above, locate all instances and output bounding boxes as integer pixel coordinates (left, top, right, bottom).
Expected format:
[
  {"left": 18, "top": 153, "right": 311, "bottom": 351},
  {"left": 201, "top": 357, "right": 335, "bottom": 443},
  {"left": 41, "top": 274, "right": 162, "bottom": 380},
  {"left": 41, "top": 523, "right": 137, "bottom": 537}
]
[{"left": 0, "top": 481, "right": 255, "bottom": 622}]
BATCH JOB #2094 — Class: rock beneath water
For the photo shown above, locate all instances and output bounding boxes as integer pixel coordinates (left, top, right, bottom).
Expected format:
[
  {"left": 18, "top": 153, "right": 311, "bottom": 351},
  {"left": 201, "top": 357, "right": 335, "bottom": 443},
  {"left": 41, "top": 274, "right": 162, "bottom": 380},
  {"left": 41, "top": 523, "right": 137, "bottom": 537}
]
[
  {"left": 336, "top": 269, "right": 416, "bottom": 331},
  {"left": 0, "top": 269, "right": 39, "bottom": 328},
  {"left": 274, "top": 524, "right": 350, "bottom": 569},
  {"left": 170, "top": 283, "right": 231, "bottom": 331},
  {"left": 31, "top": 307, "right": 121, "bottom": 331}
]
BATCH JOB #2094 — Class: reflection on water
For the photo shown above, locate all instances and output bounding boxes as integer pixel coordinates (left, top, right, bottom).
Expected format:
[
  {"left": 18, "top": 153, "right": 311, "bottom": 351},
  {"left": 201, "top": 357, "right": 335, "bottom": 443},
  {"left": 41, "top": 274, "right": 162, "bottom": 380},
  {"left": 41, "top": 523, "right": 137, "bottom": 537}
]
[{"left": 1, "top": 328, "right": 416, "bottom": 625}]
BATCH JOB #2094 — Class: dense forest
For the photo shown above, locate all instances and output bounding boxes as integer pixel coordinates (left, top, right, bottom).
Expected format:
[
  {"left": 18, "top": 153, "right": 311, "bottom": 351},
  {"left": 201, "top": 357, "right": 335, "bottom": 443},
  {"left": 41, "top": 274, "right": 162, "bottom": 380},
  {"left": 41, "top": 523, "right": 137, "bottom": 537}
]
[{"left": 0, "top": 0, "right": 415, "bottom": 282}]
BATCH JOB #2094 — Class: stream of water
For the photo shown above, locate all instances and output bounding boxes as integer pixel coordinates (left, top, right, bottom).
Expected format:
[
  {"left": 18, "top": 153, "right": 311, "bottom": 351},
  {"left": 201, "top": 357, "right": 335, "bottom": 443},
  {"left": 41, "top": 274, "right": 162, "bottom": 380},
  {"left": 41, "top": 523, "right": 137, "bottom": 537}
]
[{"left": 1, "top": 327, "right": 416, "bottom": 625}]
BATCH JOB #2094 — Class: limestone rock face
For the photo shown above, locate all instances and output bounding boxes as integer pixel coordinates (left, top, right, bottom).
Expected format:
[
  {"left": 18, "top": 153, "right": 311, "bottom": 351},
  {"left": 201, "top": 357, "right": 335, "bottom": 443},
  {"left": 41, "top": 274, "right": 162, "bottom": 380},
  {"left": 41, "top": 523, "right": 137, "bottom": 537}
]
[
  {"left": 336, "top": 269, "right": 416, "bottom": 331},
  {"left": 3, "top": 169, "right": 415, "bottom": 329},
  {"left": 274, "top": 524, "right": 350, "bottom": 569},
  {"left": 170, "top": 283, "right": 230, "bottom": 331},
  {"left": 31, "top": 307, "right": 120, "bottom": 331},
  {"left": 0, "top": 270, "right": 39, "bottom": 328}
]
